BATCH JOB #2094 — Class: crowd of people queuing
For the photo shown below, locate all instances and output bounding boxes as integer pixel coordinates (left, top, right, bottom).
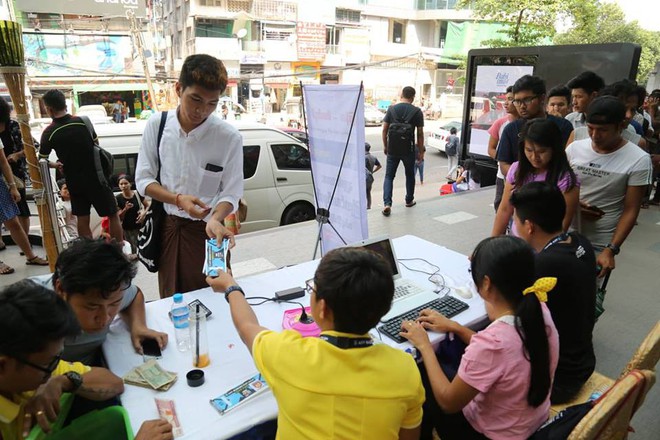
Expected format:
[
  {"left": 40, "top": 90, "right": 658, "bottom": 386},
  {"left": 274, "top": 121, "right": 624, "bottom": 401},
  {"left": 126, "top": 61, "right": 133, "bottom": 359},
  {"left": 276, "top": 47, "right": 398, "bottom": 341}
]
[{"left": 0, "top": 53, "right": 658, "bottom": 440}]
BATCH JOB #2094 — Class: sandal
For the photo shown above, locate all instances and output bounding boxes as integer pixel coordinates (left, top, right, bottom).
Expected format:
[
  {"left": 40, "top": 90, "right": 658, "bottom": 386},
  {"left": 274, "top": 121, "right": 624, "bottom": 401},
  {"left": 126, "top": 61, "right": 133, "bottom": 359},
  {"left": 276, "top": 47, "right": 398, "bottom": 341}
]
[
  {"left": 26, "top": 256, "right": 48, "bottom": 266},
  {"left": 0, "top": 261, "right": 14, "bottom": 274},
  {"left": 0, "top": 243, "right": 5, "bottom": 251}
]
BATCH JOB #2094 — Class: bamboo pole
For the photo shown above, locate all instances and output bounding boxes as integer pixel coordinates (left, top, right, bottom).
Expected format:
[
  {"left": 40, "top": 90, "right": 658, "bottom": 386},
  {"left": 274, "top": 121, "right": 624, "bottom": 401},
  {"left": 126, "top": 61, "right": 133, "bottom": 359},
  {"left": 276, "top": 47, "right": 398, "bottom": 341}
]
[{"left": 0, "top": 21, "right": 59, "bottom": 270}]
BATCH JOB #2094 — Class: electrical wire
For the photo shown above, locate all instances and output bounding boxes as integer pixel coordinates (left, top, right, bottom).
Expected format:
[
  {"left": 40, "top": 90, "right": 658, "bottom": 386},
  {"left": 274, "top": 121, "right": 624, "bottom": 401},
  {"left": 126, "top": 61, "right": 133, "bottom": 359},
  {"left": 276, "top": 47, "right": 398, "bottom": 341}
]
[{"left": 397, "top": 258, "right": 450, "bottom": 296}]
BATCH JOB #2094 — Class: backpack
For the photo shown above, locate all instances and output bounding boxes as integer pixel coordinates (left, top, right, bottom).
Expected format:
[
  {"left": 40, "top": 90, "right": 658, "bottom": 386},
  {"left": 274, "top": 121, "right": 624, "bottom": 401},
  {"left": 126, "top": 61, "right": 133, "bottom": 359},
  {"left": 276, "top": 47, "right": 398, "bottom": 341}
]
[
  {"left": 79, "top": 116, "right": 114, "bottom": 186},
  {"left": 387, "top": 105, "right": 417, "bottom": 156},
  {"left": 445, "top": 135, "right": 458, "bottom": 156}
]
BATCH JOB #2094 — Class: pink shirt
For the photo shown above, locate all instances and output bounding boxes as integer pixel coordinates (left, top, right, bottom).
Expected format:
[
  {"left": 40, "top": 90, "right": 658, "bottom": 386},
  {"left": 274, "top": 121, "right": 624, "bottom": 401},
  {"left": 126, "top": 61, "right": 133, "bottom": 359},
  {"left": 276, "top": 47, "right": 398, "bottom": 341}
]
[
  {"left": 488, "top": 115, "right": 513, "bottom": 140},
  {"left": 505, "top": 161, "right": 579, "bottom": 236},
  {"left": 459, "top": 304, "right": 559, "bottom": 440}
]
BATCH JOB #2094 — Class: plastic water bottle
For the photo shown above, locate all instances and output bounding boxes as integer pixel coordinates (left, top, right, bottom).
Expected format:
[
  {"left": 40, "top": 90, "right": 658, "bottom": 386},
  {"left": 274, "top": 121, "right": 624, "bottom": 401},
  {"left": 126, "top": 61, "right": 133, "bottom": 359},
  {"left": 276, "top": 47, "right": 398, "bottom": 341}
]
[{"left": 171, "top": 293, "right": 190, "bottom": 352}]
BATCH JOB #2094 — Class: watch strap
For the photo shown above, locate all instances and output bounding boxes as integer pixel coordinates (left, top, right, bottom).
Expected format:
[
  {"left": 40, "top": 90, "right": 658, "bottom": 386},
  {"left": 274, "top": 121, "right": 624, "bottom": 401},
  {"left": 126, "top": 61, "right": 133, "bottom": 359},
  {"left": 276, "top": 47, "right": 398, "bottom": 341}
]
[
  {"left": 224, "top": 285, "right": 245, "bottom": 302},
  {"left": 64, "top": 371, "right": 83, "bottom": 393},
  {"left": 606, "top": 243, "right": 620, "bottom": 255}
]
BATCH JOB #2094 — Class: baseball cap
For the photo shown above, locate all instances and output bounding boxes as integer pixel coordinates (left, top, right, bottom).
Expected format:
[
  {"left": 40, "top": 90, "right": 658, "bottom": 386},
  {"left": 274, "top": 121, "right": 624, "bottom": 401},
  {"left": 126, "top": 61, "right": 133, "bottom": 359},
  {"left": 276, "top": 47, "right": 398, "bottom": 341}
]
[
  {"left": 365, "top": 142, "right": 371, "bottom": 151},
  {"left": 586, "top": 96, "right": 626, "bottom": 125}
]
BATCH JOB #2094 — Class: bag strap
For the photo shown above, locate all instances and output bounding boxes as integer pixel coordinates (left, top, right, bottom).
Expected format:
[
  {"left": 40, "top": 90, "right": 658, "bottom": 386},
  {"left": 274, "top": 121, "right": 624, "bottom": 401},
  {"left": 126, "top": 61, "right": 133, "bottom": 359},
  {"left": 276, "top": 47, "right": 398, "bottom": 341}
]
[
  {"left": 393, "top": 104, "right": 416, "bottom": 125},
  {"left": 155, "top": 111, "right": 168, "bottom": 184},
  {"left": 79, "top": 115, "right": 99, "bottom": 146}
]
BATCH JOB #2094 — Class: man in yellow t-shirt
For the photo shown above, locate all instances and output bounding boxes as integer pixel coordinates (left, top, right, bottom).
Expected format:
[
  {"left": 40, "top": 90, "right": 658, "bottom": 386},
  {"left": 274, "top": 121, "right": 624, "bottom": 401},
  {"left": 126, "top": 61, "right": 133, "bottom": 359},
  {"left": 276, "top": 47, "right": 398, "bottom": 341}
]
[
  {"left": 0, "top": 280, "right": 124, "bottom": 440},
  {"left": 207, "top": 247, "right": 425, "bottom": 439}
]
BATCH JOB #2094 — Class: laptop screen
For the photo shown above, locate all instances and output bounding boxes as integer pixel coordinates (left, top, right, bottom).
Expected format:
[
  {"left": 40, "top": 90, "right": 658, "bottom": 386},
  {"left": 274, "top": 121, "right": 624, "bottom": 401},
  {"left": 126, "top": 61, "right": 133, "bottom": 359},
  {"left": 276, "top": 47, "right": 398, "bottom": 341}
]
[{"left": 360, "top": 239, "right": 399, "bottom": 277}]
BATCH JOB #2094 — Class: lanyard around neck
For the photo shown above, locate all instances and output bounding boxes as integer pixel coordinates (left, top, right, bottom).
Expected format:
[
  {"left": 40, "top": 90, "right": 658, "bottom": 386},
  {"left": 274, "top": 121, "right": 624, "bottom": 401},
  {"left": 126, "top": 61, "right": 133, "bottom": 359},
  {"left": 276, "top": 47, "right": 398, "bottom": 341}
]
[{"left": 319, "top": 335, "right": 373, "bottom": 349}]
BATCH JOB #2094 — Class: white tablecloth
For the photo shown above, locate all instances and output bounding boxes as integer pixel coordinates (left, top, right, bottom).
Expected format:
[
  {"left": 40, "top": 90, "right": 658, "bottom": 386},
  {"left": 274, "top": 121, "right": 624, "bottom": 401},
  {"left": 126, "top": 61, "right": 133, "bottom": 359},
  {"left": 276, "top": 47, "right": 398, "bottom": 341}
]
[{"left": 103, "top": 235, "right": 488, "bottom": 439}]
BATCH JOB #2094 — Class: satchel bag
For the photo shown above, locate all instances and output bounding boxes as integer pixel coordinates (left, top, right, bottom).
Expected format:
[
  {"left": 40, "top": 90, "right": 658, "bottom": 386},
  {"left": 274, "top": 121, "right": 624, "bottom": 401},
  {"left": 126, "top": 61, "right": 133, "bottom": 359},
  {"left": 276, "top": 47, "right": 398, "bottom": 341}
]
[
  {"left": 137, "top": 111, "right": 168, "bottom": 273},
  {"left": 79, "top": 115, "right": 114, "bottom": 187}
]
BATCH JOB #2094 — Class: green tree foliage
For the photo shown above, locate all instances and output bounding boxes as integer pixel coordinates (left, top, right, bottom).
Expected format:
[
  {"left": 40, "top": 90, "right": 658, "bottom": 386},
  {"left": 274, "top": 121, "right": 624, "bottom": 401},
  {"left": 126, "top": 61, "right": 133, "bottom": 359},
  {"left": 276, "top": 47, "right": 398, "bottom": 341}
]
[
  {"left": 457, "top": 0, "right": 578, "bottom": 47},
  {"left": 554, "top": 2, "right": 660, "bottom": 83}
]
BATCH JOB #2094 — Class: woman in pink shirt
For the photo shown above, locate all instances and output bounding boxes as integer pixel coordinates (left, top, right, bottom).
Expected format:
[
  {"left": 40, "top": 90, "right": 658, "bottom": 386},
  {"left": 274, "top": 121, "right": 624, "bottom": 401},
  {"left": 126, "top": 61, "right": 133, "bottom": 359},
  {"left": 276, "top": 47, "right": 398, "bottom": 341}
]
[
  {"left": 492, "top": 118, "right": 579, "bottom": 237},
  {"left": 401, "top": 236, "right": 559, "bottom": 440}
]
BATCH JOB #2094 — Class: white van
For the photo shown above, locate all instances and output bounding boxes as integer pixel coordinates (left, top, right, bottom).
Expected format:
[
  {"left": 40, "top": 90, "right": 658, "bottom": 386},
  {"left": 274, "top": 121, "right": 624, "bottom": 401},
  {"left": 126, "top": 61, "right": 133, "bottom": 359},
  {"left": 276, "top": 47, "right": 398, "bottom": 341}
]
[{"left": 78, "top": 120, "right": 315, "bottom": 233}]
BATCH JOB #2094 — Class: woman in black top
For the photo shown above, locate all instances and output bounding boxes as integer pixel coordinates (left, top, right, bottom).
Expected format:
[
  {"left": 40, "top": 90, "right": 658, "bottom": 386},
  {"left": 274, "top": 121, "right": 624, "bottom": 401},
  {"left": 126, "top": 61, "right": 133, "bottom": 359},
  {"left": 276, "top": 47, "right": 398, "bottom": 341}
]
[{"left": 116, "top": 174, "right": 149, "bottom": 254}]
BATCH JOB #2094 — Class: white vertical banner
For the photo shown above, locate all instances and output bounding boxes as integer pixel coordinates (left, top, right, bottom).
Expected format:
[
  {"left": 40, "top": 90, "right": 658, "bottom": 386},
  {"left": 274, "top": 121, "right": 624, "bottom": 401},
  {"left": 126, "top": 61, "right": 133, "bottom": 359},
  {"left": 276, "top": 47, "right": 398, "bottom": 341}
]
[{"left": 304, "top": 84, "right": 368, "bottom": 255}]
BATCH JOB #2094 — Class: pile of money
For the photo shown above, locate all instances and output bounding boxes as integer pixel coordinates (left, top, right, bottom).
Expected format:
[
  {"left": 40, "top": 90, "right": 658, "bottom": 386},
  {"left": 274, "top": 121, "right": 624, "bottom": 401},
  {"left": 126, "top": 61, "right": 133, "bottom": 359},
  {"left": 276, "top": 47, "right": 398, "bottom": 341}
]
[{"left": 123, "top": 359, "right": 178, "bottom": 391}]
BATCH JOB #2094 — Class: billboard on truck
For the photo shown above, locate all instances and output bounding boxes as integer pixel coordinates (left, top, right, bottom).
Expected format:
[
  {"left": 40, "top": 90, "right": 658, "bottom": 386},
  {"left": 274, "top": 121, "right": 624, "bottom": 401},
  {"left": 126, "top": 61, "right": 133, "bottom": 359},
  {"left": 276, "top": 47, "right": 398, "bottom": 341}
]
[{"left": 461, "top": 43, "right": 641, "bottom": 186}]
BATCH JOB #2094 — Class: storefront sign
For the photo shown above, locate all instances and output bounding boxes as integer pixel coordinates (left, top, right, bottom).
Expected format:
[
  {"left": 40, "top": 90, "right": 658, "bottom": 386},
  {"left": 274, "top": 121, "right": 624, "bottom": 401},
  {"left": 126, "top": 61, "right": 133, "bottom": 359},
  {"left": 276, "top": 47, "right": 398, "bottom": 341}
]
[
  {"left": 292, "top": 62, "right": 320, "bottom": 83},
  {"left": 296, "top": 22, "right": 326, "bottom": 61},
  {"left": 16, "top": 0, "right": 147, "bottom": 17}
]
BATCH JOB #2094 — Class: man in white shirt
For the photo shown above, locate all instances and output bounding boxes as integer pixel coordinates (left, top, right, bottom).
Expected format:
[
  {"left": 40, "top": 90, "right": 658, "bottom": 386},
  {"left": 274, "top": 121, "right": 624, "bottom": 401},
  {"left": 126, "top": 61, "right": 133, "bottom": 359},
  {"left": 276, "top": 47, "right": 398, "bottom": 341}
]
[
  {"left": 566, "top": 96, "right": 652, "bottom": 278},
  {"left": 136, "top": 54, "right": 244, "bottom": 298}
]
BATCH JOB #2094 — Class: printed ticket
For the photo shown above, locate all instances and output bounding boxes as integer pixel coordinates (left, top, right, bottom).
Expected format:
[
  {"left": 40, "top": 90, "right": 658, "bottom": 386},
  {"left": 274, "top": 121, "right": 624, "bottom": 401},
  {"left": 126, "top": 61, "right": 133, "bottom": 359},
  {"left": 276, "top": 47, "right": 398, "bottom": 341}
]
[{"left": 209, "top": 373, "right": 269, "bottom": 415}]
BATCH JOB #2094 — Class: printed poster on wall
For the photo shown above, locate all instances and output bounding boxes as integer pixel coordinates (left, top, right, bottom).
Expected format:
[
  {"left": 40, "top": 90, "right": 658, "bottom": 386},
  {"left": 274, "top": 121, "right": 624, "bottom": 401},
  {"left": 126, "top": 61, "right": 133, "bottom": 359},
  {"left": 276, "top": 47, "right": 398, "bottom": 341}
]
[{"left": 304, "top": 84, "right": 368, "bottom": 255}]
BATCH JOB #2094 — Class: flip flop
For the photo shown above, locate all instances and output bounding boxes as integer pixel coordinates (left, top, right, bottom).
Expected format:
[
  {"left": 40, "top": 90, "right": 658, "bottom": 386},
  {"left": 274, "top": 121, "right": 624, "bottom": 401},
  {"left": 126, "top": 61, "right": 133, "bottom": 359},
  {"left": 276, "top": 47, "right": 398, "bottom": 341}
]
[
  {"left": 0, "top": 243, "right": 6, "bottom": 251},
  {"left": 26, "top": 256, "right": 48, "bottom": 266},
  {"left": 0, "top": 261, "right": 14, "bottom": 274}
]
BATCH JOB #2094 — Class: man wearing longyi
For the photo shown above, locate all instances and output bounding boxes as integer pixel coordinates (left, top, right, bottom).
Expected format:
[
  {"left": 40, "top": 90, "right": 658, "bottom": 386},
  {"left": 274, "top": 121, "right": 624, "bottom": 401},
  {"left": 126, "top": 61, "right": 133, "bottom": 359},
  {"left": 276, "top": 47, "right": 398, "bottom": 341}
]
[{"left": 207, "top": 247, "right": 425, "bottom": 439}]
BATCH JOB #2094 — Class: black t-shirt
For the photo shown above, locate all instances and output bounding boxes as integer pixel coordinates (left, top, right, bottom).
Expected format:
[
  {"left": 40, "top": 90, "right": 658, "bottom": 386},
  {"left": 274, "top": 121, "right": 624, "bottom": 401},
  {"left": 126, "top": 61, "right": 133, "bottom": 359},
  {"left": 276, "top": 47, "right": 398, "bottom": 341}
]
[
  {"left": 39, "top": 114, "right": 99, "bottom": 189},
  {"left": 1, "top": 119, "right": 27, "bottom": 179},
  {"left": 116, "top": 192, "right": 143, "bottom": 231},
  {"left": 535, "top": 232, "right": 597, "bottom": 394},
  {"left": 496, "top": 115, "right": 573, "bottom": 164},
  {"left": 384, "top": 103, "right": 424, "bottom": 128}
]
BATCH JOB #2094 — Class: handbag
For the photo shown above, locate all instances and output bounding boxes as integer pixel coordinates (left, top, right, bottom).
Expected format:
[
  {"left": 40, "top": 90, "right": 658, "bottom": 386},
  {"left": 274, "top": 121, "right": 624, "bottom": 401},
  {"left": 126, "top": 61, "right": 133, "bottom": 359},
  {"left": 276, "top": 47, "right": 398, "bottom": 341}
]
[
  {"left": 529, "top": 401, "right": 594, "bottom": 440},
  {"left": 137, "top": 111, "right": 168, "bottom": 273},
  {"left": 1, "top": 174, "right": 24, "bottom": 190}
]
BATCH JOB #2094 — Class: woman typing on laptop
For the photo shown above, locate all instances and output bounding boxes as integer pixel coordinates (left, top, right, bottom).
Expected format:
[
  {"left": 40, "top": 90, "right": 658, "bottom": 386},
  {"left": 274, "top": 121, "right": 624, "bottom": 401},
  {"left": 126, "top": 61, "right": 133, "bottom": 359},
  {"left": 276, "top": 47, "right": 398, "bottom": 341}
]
[{"left": 400, "top": 236, "right": 559, "bottom": 440}]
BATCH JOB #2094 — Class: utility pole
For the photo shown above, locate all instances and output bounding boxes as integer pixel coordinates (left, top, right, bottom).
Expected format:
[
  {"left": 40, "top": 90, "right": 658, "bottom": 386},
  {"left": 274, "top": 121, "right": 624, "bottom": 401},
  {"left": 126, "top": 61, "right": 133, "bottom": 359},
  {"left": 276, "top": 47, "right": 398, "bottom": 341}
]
[{"left": 127, "top": 9, "right": 159, "bottom": 111}]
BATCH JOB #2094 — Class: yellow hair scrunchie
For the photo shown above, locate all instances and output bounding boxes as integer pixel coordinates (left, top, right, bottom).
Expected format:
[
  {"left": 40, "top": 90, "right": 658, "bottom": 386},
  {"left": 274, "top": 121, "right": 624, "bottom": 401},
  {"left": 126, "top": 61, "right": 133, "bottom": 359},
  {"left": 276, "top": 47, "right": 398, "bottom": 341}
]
[{"left": 522, "top": 277, "right": 557, "bottom": 303}]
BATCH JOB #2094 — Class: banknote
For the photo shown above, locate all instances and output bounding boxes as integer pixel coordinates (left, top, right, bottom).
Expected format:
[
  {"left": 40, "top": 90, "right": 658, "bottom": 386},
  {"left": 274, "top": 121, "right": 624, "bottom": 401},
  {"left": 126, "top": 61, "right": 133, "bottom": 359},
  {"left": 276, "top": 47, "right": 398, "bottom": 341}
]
[
  {"left": 155, "top": 398, "right": 184, "bottom": 437},
  {"left": 123, "top": 366, "right": 177, "bottom": 391},
  {"left": 133, "top": 360, "right": 176, "bottom": 390}
]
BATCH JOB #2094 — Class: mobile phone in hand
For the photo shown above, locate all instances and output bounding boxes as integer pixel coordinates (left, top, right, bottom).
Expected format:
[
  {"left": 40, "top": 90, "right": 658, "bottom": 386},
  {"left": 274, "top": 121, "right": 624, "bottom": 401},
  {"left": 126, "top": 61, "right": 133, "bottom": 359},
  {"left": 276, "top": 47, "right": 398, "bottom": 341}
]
[{"left": 142, "top": 338, "right": 162, "bottom": 360}]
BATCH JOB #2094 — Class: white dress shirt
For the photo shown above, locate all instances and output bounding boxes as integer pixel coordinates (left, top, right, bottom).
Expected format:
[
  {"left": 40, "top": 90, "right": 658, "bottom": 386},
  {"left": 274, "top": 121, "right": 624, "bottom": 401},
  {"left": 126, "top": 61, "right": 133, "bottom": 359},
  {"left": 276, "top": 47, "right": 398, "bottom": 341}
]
[{"left": 135, "top": 110, "right": 244, "bottom": 220}]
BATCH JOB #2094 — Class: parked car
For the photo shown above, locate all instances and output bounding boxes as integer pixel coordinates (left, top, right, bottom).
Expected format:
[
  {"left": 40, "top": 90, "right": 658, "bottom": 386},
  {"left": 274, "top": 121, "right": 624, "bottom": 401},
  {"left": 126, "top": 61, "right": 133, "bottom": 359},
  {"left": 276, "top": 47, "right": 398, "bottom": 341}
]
[
  {"left": 277, "top": 127, "right": 308, "bottom": 145},
  {"left": 76, "top": 105, "right": 112, "bottom": 124},
  {"left": 40, "top": 120, "right": 315, "bottom": 233},
  {"left": 364, "top": 104, "right": 384, "bottom": 126},
  {"left": 426, "top": 121, "right": 462, "bottom": 153}
]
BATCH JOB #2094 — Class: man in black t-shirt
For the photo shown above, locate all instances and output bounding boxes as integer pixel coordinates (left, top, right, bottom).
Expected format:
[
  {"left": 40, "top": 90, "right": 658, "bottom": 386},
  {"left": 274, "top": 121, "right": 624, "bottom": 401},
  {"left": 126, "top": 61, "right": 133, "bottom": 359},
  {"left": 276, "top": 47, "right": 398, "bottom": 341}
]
[
  {"left": 511, "top": 182, "right": 597, "bottom": 404},
  {"left": 39, "top": 89, "right": 122, "bottom": 242},
  {"left": 381, "top": 86, "right": 424, "bottom": 216}
]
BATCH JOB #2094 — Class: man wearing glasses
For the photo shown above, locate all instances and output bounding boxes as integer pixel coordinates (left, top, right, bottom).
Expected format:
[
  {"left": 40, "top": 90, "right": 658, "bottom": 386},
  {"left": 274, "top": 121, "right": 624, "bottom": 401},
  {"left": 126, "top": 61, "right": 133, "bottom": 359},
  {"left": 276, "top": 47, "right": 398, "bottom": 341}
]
[
  {"left": 0, "top": 280, "right": 124, "bottom": 439},
  {"left": 495, "top": 75, "right": 574, "bottom": 188},
  {"left": 29, "top": 238, "right": 168, "bottom": 365}
]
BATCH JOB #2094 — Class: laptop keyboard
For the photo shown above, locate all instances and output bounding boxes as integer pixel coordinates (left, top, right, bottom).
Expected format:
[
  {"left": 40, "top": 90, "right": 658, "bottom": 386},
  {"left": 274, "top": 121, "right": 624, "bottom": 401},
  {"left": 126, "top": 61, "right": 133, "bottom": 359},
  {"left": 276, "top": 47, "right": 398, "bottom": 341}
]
[
  {"left": 393, "top": 283, "right": 425, "bottom": 300},
  {"left": 378, "top": 296, "right": 470, "bottom": 343}
]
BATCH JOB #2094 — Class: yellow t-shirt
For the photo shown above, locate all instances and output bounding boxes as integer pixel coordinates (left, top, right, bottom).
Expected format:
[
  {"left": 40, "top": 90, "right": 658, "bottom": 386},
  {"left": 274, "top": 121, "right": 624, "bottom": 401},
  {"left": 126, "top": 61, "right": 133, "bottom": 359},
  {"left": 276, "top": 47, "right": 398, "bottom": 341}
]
[
  {"left": 0, "top": 360, "right": 91, "bottom": 440},
  {"left": 253, "top": 329, "right": 425, "bottom": 439}
]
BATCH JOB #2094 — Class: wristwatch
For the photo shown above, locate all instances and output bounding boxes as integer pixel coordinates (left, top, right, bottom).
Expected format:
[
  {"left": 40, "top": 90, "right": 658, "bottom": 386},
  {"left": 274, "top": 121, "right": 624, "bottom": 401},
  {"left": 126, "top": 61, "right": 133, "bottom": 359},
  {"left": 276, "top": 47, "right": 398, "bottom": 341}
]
[
  {"left": 224, "top": 285, "right": 245, "bottom": 303},
  {"left": 606, "top": 243, "right": 620, "bottom": 255},
  {"left": 64, "top": 371, "right": 83, "bottom": 393}
]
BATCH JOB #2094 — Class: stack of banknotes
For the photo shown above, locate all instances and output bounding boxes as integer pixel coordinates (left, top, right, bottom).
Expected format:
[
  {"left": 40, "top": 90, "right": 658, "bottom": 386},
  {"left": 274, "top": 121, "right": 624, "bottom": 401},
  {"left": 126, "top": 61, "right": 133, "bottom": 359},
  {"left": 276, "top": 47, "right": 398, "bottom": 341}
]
[{"left": 123, "top": 359, "right": 178, "bottom": 391}]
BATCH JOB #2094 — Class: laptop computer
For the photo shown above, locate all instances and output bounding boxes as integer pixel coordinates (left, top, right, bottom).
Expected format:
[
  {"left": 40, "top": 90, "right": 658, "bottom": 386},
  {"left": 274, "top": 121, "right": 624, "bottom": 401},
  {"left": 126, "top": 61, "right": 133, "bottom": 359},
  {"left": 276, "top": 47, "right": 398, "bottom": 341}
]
[{"left": 349, "top": 236, "right": 442, "bottom": 321}]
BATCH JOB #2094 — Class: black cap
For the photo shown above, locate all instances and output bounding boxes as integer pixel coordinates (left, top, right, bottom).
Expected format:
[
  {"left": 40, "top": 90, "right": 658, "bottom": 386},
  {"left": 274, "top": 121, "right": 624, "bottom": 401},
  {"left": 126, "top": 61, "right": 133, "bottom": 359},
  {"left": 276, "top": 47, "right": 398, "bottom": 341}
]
[
  {"left": 365, "top": 142, "right": 371, "bottom": 152},
  {"left": 586, "top": 96, "right": 626, "bottom": 125}
]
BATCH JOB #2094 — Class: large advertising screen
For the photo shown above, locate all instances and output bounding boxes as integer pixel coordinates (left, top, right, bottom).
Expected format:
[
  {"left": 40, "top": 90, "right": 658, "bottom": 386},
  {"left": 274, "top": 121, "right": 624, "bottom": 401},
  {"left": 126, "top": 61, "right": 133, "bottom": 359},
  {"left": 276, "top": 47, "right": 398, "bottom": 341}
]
[
  {"left": 16, "top": 0, "right": 147, "bottom": 17},
  {"left": 467, "top": 65, "right": 534, "bottom": 157}
]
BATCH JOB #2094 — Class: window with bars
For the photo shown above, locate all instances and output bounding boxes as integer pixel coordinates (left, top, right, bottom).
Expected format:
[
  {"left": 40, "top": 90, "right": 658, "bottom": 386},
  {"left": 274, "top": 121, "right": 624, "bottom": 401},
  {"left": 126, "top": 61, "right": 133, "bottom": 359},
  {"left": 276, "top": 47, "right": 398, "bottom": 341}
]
[
  {"left": 252, "top": 0, "right": 297, "bottom": 21},
  {"left": 335, "top": 8, "right": 361, "bottom": 24},
  {"left": 227, "top": 0, "right": 252, "bottom": 13}
]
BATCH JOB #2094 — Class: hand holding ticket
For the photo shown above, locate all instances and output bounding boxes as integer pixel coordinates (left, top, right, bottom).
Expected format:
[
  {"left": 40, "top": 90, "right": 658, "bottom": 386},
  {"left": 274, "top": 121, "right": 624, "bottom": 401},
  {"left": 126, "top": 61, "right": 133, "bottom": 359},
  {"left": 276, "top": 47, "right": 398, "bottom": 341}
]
[{"left": 203, "top": 238, "right": 230, "bottom": 276}]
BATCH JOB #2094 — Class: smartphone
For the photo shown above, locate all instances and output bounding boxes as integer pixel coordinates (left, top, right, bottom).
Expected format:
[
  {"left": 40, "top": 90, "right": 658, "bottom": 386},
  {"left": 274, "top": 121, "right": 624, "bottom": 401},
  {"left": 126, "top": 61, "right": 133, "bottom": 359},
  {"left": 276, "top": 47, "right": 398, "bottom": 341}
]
[
  {"left": 142, "top": 338, "right": 162, "bottom": 359},
  {"left": 586, "top": 205, "right": 605, "bottom": 216}
]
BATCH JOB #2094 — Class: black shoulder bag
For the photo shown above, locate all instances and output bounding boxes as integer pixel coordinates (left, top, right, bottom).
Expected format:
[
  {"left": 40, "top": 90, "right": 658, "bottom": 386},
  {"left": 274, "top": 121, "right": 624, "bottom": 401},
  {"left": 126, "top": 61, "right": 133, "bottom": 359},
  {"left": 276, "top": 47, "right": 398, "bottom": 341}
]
[{"left": 137, "top": 111, "right": 168, "bottom": 273}]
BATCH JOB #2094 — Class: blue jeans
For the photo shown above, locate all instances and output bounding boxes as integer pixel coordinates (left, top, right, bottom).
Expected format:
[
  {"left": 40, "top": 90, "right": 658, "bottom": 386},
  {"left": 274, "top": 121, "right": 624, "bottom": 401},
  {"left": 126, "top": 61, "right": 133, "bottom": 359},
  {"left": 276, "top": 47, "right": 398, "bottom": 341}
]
[
  {"left": 415, "top": 159, "right": 425, "bottom": 183},
  {"left": 383, "top": 153, "right": 415, "bottom": 206}
]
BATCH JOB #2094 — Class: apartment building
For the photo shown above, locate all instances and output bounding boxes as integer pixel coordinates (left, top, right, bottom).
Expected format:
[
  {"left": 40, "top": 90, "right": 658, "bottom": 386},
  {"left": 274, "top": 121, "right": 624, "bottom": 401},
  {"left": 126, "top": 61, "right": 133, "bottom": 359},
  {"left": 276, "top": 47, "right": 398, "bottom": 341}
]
[{"left": 161, "top": 0, "right": 497, "bottom": 111}]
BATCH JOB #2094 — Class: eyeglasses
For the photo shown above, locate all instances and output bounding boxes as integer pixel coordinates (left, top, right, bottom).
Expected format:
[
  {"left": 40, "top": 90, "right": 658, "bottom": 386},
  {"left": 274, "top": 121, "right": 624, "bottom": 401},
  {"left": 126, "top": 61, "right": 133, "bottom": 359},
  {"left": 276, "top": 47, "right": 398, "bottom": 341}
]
[
  {"left": 14, "top": 352, "right": 62, "bottom": 376},
  {"left": 512, "top": 95, "right": 539, "bottom": 107},
  {"left": 304, "top": 279, "right": 316, "bottom": 296}
]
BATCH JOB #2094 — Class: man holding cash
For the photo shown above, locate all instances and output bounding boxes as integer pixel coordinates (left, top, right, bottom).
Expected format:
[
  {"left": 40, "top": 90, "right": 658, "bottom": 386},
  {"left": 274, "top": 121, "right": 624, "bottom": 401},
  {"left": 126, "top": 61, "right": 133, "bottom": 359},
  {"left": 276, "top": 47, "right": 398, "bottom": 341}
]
[{"left": 29, "top": 238, "right": 168, "bottom": 365}]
